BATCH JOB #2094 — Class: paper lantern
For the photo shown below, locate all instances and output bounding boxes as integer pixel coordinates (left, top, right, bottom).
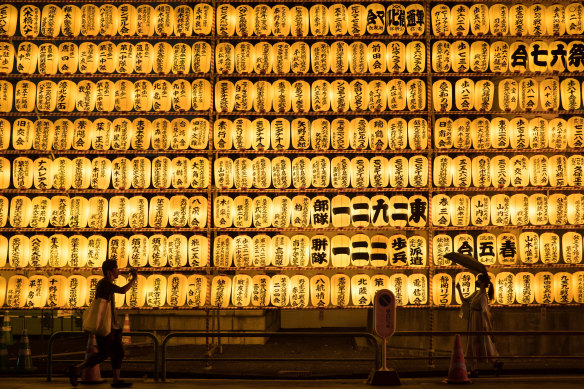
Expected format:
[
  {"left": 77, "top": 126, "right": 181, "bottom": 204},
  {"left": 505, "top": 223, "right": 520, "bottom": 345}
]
[
  {"left": 166, "top": 274, "right": 187, "bottom": 307},
  {"left": 182, "top": 275, "right": 206, "bottom": 308},
  {"left": 309, "top": 275, "right": 329, "bottom": 307},
  {"left": 283, "top": 275, "right": 308, "bottom": 308},
  {"left": 250, "top": 234, "right": 271, "bottom": 267},
  {"left": 409, "top": 155, "right": 428, "bottom": 187},
  {"left": 474, "top": 80, "right": 494, "bottom": 111},
  {"left": 16, "top": 42, "right": 38, "bottom": 74},
  {"left": 368, "top": 194, "right": 388, "bottom": 227},
  {"left": 509, "top": 5, "right": 528, "bottom": 35},
  {"left": 350, "top": 274, "right": 371, "bottom": 306},
  {"left": 167, "top": 234, "right": 188, "bottom": 267},
  {"left": 470, "top": 194, "right": 490, "bottom": 227},
  {"left": 227, "top": 274, "right": 252, "bottom": 307},
  {"left": 529, "top": 154, "right": 549, "bottom": 187},
  {"left": 548, "top": 193, "right": 568, "bottom": 226},
  {"left": 514, "top": 272, "right": 535, "bottom": 305},
  {"left": 85, "top": 275, "right": 100, "bottom": 306},
  {"left": 7, "top": 234, "right": 29, "bottom": 268},
  {"left": 554, "top": 272, "right": 573, "bottom": 303},
  {"left": 252, "top": 156, "right": 271, "bottom": 189},
  {"left": 144, "top": 275, "right": 166, "bottom": 308},
  {"left": 349, "top": 234, "right": 369, "bottom": 266},
  {"left": 384, "top": 4, "right": 405, "bottom": 35},
  {"left": 432, "top": 80, "right": 452, "bottom": 111},
  {"left": 350, "top": 157, "right": 369, "bottom": 188},
  {"left": 244, "top": 275, "right": 268, "bottom": 308},
  {"left": 433, "top": 274, "right": 453, "bottom": 306},
  {"left": 408, "top": 195, "right": 428, "bottom": 227},
  {"left": 534, "top": 272, "right": 554, "bottom": 304},
  {"left": 311, "top": 41, "right": 331, "bottom": 74},
  {"left": 148, "top": 234, "right": 168, "bottom": 267},
  {"left": 491, "top": 194, "right": 510, "bottom": 226},
  {"left": 451, "top": 156, "right": 471, "bottom": 188},
  {"left": 328, "top": 274, "right": 350, "bottom": 307},
  {"left": 49, "top": 195, "right": 70, "bottom": 228},
  {"left": 489, "top": 41, "right": 509, "bottom": 73},
  {"left": 0, "top": 80, "right": 11, "bottom": 112},
  {"left": 518, "top": 232, "right": 539, "bottom": 264},
  {"left": 404, "top": 4, "right": 425, "bottom": 35},
  {"left": 125, "top": 274, "right": 147, "bottom": 308},
  {"left": 64, "top": 275, "right": 86, "bottom": 308},
  {"left": 69, "top": 197, "right": 89, "bottom": 228},
  {"left": 86, "top": 235, "right": 107, "bottom": 268},
  {"left": 454, "top": 272, "right": 475, "bottom": 304},
  {"left": 495, "top": 272, "right": 515, "bottom": 305},
  {"left": 539, "top": 78, "right": 559, "bottom": 111},
  {"left": 566, "top": 3, "right": 584, "bottom": 35},
  {"left": 432, "top": 41, "right": 450, "bottom": 73},
  {"left": 289, "top": 235, "right": 309, "bottom": 267},
  {"left": 186, "top": 235, "right": 208, "bottom": 267},
  {"left": 349, "top": 118, "right": 368, "bottom": 150},
  {"left": 271, "top": 235, "right": 290, "bottom": 266},
  {"left": 539, "top": 232, "right": 560, "bottom": 264},
  {"left": 272, "top": 156, "right": 292, "bottom": 189},
  {"left": 563, "top": 232, "right": 582, "bottom": 264},
  {"left": 272, "top": 196, "right": 292, "bottom": 228},
  {"left": 6, "top": 275, "right": 28, "bottom": 308},
  {"left": 498, "top": 79, "right": 518, "bottom": 111},
  {"left": 476, "top": 233, "right": 497, "bottom": 265},
  {"left": 432, "top": 194, "right": 451, "bottom": 227},
  {"left": 147, "top": 195, "right": 169, "bottom": 228},
  {"left": 292, "top": 156, "right": 312, "bottom": 189},
  {"left": 23, "top": 274, "right": 47, "bottom": 308},
  {"left": 46, "top": 275, "right": 67, "bottom": 308},
  {"left": 253, "top": 42, "right": 273, "bottom": 75},
  {"left": 434, "top": 118, "right": 453, "bottom": 149},
  {"left": 311, "top": 235, "right": 330, "bottom": 267},
  {"left": 528, "top": 193, "right": 548, "bottom": 226},
  {"left": 128, "top": 235, "right": 148, "bottom": 267},
  {"left": 71, "top": 156, "right": 91, "bottom": 189},
  {"left": 107, "top": 195, "right": 129, "bottom": 228},
  {"left": 214, "top": 235, "right": 233, "bottom": 267},
  {"left": 387, "top": 234, "right": 407, "bottom": 266},
  {"left": 405, "top": 41, "right": 426, "bottom": 73},
  {"left": 311, "top": 156, "right": 330, "bottom": 188},
  {"left": 566, "top": 193, "right": 584, "bottom": 226},
  {"left": 329, "top": 41, "right": 349, "bottom": 73},
  {"left": 389, "top": 274, "right": 408, "bottom": 306},
  {"left": 232, "top": 195, "right": 252, "bottom": 228},
  {"left": 453, "top": 233, "right": 473, "bottom": 259},
  {"left": 329, "top": 195, "right": 350, "bottom": 228},
  {"left": 232, "top": 235, "right": 252, "bottom": 267},
  {"left": 271, "top": 274, "right": 291, "bottom": 307},
  {"left": 34, "top": 158, "right": 53, "bottom": 190},
  {"left": 369, "top": 80, "right": 388, "bottom": 111},
  {"left": 432, "top": 4, "right": 451, "bottom": 36},
  {"left": 245, "top": 118, "right": 269, "bottom": 150},
  {"left": 408, "top": 236, "right": 426, "bottom": 267},
  {"left": 66, "top": 235, "right": 87, "bottom": 268},
  {"left": 128, "top": 195, "right": 148, "bottom": 228},
  {"left": 252, "top": 196, "right": 273, "bottom": 228},
  {"left": 548, "top": 119, "right": 569, "bottom": 150},
  {"left": 368, "top": 157, "right": 388, "bottom": 188},
  {"left": 330, "top": 235, "right": 351, "bottom": 267},
  {"left": 470, "top": 156, "right": 491, "bottom": 188},
  {"left": 497, "top": 233, "right": 518, "bottom": 265},
  {"left": 9, "top": 196, "right": 31, "bottom": 228}
]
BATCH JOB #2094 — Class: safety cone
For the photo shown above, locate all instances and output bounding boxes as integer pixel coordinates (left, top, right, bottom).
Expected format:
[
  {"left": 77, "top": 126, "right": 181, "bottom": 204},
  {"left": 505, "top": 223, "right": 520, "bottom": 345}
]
[
  {"left": 1, "top": 312, "right": 13, "bottom": 346},
  {"left": 443, "top": 334, "right": 472, "bottom": 384},
  {"left": 80, "top": 333, "right": 105, "bottom": 384},
  {"left": 0, "top": 333, "right": 9, "bottom": 372},
  {"left": 15, "top": 329, "right": 35, "bottom": 372},
  {"left": 122, "top": 314, "right": 131, "bottom": 345}
]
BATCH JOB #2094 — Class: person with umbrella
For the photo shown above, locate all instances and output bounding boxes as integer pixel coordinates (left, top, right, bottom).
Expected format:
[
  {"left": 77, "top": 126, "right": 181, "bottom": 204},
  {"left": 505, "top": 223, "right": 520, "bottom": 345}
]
[{"left": 446, "top": 253, "right": 504, "bottom": 378}]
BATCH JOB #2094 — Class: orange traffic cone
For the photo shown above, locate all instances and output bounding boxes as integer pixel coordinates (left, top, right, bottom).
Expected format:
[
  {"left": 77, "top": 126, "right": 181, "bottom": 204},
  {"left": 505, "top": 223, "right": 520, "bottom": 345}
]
[
  {"left": 122, "top": 314, "right": 131, "bottom": 345},
  {"left": 443, "top": 334, "right": 472, "bottom": 384},
  {"left": 80, "top": 334, "right": 105, "bottom": 384}
]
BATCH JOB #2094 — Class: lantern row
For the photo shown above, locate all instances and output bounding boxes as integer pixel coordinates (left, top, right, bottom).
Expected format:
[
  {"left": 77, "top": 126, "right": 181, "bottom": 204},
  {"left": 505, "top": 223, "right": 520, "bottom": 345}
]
[
  {"left": 2, "top": 153, "right": 584, "bottom": 191},
  {"left": 3, "top": 115, "right": 584, "bottom": 152},
  {"left": 1, "top": 229, "right": 583, "bottom": 269},
  {"left": 3, "top": 77, "right": 584, "bottom": 113},
  {"left": 1, "top": 271, "right": 583, "bottom": 309},
  {"left": 0, "top": 78, "right": 431, "bottom": 113},
  {"left": 0, "top": 3, "right": 427, "bottom": 38},
  {"left": 2, "top": 192, "right": 584, "bottom": 229},
  {"left": 431, "top": 3, "right": 584, "bottom": 37},
  {"left": 3, "top": 39, "right": 584, "bottom": 76},
  {"left": 0, "top": 41, "right": 427, "bottom": 76}
]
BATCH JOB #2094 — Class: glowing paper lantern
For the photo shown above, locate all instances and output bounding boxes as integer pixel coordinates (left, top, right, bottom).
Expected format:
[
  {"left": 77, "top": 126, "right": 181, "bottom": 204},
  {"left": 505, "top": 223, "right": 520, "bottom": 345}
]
[
  {"left": 148, "top": 234, "right": 168, "bottom": 267},
  {"left": 388, "top": 274, "right": 408, "bottom": 306},
  {"left": 290, "top": 235, "right": 310, "bottom": 267},
  {"left": 128, "top": 235, "right": 148, "bottom": 267},
  {"left": 433, "top": 234, "right": 452, "bottom": 266},
  {"left": 351, "top": 274, "right": 371, "bottom": 306},
  {"left": 167, "top": 274, "right": 187, "bottom": 307},
  {"left": 272, "top": 197, "right": 291, "bottom": 228},
  {"left": 331, "top": 274, "right": 350, "bottom": 307},
  {"left": 433, "top": 274, "right": 453, "bottom": 306},
  {"left": 68, "top": 235, "right": 87, "bottom": 267},
  {"left": 562, "top": 232, "right": 582, "bottom": 264},
  {"left": 514, "top": 272, "right": 535, "bottom": 304},
  {"left": 491, "top": 194, "right": 510, "bottom": 226},
  {"left": 168, "top": 195, "right": 188, "bottom": 227},
  {"left": 24, "top": 275, "right": 47, "bottom": 308},
  {"left": 310, "top": 275, "right": 330, "bottom": 307},
  {"left": 534, "top": 272, "right": 554, "bottom": 304},
  {"left": 188, "top": 235, "right": 208, "bottom": 267},
  {"left": 6, "top": 275, "right": 28, "bottom": 308},
  {"left": 66, "top": 275, "right": 87, "bottom": 308},
  {"left": 185, "top": 275, "right": 207, "bottom": 308},
  {"left": 495, "top": 272, "right": 515, "bottom": 305},
  {"left": 476, "top": 233, "right": 497, "bottom": 265},
  {"left": 497, "top": 233, "right": 518, "bottom": 264},
  {"left": 126, "top": 275, "right": 147, "bottom": 308},
  {"left": 566, "top": 3, "right": 584, "bottom": 35},
  {"left": 539, "top": 232, "right": 560, "bottom": 264},
  {"left": 47, "top": 275, "right": 67, "bottom": 308},
  {"left": 149, "top": 195, "right": 169, "bottom": 227},
  {"left": 573, "top": 272, "right": 584, "bottom": 303},
  {"left": 408, "top": 274, "right": 427, "bottom": 305},
  {"left": 350, "top": 234, "right": 370, "bottom": 266},
  {"left": 128, "top": 196, "right": 148, "bottom": 228},
  {"left": 311, "top": 235, "right": 330, "bottom": 267},
  {"left": 109, "top": 196, "right": 129, "bottom": 228},
  {"left": 518, "top": 232, "right": 539, "bottom": 264},
  {"left": 311, "top": 196, "right": 330, "bottom": 228},
  {"left": 408, "top": 236, "right": 426, "bottom": 267},
  {"left": 388, "top": 234, "right": 408, "bottom": 266},
  {"left": 554, "top": 272, "right": 573, "bottom": 303},
  {"left": 146, "top": 274, "right": 167, "bottom": 307},
  {"left": 432, "top": 5, "right": 451, "bottom": 36},
  {"left": 86, "top": 235, "right": 107, "bottom": 268},
  {"left": 69, "top": 197, "right": 89, "bottom": 228},
  {"left": 86, "top": 275, "right": 101, "bottom": 305},
  {"left": 271, "top": 274, "right": 291, "bottom": 307},
  {"left": 408, "top": 156, "right": 428, "bottom": 187},
  {"left": 290, "top": 275, "right": 309, "bottom": 308},
  {"left": 330, "top": 235, "right": 350, "bottom": 267},
  {"left": 231, "top": 274, "right": 252, "bottom": 307},
  {"left": 233, "top": 235, "right": 252, "bottom": 267},
  {"left": 454, "top": 272, "right": 475, "bottom": 304},
  {"left": 214, "top": 235, "right": 233, "bottom": 267},
  {"left": 167, "top": 234, "right": 188, "bottom": 267},
  {"left": 432, "top": 194, "right": 451, "bottom": 227},
  {"left": 9, "top": 196, "right": 32, "bottom": 227}
]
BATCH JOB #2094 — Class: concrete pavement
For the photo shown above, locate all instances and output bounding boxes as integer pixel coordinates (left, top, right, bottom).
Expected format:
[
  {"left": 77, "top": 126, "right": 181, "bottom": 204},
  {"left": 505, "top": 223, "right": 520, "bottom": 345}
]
[{"left": 1, "top": 376, "right": 583, "bottom": 389}]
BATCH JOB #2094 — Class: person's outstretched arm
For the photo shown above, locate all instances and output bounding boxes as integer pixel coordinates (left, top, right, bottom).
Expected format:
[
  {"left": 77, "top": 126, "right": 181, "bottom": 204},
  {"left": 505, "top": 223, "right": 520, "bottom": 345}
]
[{"left": 116, "top": 268, "right": 138, "bottom": 294}]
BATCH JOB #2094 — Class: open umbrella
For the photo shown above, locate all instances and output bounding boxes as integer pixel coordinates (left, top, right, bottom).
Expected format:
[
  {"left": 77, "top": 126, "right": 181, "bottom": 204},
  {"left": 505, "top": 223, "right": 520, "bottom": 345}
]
[{"left": 444, "top": 252, "right": 487, "bottom": 275}]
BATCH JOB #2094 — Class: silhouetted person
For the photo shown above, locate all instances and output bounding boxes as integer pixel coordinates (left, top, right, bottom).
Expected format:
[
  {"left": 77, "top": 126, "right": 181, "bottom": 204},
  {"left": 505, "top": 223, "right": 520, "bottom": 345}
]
[{"left": 69, "top": 260, "right": 137, "bottom": 388}]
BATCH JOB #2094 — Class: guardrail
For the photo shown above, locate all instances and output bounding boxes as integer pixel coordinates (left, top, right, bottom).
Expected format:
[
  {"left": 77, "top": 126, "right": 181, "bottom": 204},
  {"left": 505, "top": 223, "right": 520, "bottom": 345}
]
[
  {"left": 160, "top": 331, "right": 379, "bottom": 381},
  {"left": 46, "top": 331, "right": 159, "bottom": 381}
]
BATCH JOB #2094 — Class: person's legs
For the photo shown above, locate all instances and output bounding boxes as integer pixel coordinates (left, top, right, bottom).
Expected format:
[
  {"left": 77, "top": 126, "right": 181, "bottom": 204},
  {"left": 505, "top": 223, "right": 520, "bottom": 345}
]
[
  {"left": 110, "top": 329, "right": 131, "bottom": 387},
  {"left": 69, "top": 333, "right": 112, "bottom": 386}
]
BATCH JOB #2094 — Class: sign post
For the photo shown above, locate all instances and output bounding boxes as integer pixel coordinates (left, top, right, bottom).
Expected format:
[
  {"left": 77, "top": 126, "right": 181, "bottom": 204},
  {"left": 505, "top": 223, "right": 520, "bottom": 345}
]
[{"left": 367, "top": 289, "right": 400, "bottom": 386}]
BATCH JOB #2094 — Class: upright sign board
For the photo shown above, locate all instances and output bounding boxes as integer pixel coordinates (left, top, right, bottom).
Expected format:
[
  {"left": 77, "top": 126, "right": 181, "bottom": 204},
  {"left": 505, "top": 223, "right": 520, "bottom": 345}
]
[{"left": 368, "top": 289, "right": 400, "bottom": 386}]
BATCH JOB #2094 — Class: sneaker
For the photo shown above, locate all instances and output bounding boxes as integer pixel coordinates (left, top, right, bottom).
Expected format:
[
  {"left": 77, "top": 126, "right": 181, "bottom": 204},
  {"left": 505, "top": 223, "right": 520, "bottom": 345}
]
[
  {"left": 111, "top": 380, "right": 133, "bottom": 388},
  {"left": 68, "top": 365, "right": 79, "bottom": 387}
]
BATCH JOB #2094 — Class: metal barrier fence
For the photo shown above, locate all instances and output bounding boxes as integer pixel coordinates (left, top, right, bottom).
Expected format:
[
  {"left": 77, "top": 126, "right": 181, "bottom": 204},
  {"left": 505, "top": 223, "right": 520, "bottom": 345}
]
[
  {"left": 161, "top": 331, "right": 380, "bottom": 381},
  {"left": 46, "top": 331, "right": 159, "bottom": 382}
]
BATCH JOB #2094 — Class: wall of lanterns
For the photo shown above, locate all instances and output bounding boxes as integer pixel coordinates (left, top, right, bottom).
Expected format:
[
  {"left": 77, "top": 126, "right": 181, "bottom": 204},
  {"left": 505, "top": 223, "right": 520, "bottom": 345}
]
[{"left": 0, "top": 1, "right": 583, "bottom": 311}]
